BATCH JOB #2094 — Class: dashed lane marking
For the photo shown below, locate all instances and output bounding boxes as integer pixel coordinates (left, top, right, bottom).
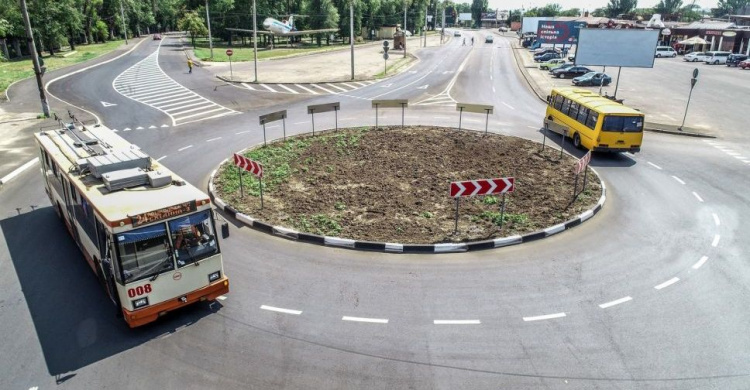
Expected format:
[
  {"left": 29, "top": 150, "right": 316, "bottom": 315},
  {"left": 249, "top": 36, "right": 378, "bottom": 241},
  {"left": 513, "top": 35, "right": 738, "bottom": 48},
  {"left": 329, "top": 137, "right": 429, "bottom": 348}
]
[
  {"left": 260, "top": 305, "right": 302, "bottom": 315},
  {"left": 692, "top": 256, "right": 708, "bottom": 269},
  {"left": 206, "top": 137, "right": 222, "bottom": 142},
  {"left": 156, "top": 156, "right": 167, "bottom": 162},
  {"left": 654, "top": 277, "right": 680, "bottom": 290},
  {"left": 693, "top": 192, "right": 704, "bottom": 202},
  {"left": 671, "top": 175, "right": 685, "bottom": 185},
  {"left": 523, "top": 312, "right": 566, "bottom": 322},
  {"left": 434, "top": 320, "right": 481, "bottom": 325},
  {"left": 502, "top": 102, "right": 515, "bottom": 110},
  {"left": 599, "top": 296, "right": 633, "bottom": 309},
  {"left": 712, "top": 234, "right": 720, "bottom": 247},
  {"left": 647, "top": 162, "right": 662, "bottom": 170},
  {"left": 712, "top": 213, "right": 720, "bottom": 226},
  {"left": 177, "top": 145, "right": 193, "bottom": 152},
  {"left": 342, "top": 316, "right": 388, "bottom": 324}
]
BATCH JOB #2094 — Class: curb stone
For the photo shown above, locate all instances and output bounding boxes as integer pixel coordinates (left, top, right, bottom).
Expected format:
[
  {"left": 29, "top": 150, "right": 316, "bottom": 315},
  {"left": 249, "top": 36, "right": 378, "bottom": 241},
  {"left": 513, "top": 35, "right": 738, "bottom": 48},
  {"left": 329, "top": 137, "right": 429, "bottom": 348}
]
[{"left": 207, "top": 128, "right": 608, "bottom": 254}]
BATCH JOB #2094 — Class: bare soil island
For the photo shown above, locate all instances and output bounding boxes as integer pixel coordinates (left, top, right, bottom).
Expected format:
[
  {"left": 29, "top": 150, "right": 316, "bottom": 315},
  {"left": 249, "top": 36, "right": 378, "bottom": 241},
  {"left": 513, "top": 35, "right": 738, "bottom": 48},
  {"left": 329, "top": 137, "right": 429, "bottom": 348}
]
[{"left": 214, "top": 126, "right": 602, "bottom": 244}]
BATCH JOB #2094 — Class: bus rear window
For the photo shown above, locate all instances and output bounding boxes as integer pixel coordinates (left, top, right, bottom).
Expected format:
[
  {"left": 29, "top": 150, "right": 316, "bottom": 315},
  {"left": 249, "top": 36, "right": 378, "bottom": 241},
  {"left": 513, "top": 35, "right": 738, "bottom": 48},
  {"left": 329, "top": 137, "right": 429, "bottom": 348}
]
[{"left": 602, "top": 116, "right": 643, "bottom": 132}]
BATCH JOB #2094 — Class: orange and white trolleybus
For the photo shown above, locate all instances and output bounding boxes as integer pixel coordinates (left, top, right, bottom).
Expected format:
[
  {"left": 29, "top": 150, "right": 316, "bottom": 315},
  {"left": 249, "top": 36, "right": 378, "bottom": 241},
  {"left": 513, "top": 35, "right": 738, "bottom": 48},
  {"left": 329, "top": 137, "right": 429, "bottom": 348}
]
[{"left": 35, "top": 120, "right": 229, "bottom": 327}]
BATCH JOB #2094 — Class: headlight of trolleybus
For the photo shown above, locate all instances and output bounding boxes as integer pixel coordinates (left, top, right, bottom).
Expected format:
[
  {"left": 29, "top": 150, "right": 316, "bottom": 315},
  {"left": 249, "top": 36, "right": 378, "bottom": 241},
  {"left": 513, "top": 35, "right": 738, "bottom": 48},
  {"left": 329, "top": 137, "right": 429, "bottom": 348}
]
[
  {"left": 132, "top": 297, "right": 149, "bottom": 309},
  {"left": 208, "top": 271, "right": 221, "bottom": 283}
]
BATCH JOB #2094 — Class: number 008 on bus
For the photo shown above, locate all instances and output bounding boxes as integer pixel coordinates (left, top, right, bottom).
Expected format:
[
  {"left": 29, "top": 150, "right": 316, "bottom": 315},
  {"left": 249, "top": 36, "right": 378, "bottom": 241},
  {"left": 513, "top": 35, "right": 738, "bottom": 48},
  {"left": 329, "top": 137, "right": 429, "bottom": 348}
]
[
  {"left": 35, "top": 121, "right": 229, "bottom": 328},
  {"left": 544, "top": 88, "right": 644, "bottom": 153}
]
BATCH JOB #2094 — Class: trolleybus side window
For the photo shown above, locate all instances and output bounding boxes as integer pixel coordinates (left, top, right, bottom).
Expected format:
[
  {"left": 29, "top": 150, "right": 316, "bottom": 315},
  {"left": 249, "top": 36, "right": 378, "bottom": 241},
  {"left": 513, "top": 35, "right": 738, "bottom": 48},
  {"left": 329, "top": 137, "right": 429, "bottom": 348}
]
[
  {"left": 586, "top": 111, "right": 599, "bottom": 129},
  {"left": 169, "top": 210, "right": 218, "bottom": 267},
  {"left": 116, "top": 223, "right": 174, "bottom": 283}
]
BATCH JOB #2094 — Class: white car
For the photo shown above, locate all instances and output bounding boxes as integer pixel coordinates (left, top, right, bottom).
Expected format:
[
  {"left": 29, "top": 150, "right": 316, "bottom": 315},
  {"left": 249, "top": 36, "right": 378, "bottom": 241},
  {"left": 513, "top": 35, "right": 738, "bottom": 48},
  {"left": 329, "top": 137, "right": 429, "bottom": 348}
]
[{"left": 684, "top": 52, "right": 708, "bottom": 62}]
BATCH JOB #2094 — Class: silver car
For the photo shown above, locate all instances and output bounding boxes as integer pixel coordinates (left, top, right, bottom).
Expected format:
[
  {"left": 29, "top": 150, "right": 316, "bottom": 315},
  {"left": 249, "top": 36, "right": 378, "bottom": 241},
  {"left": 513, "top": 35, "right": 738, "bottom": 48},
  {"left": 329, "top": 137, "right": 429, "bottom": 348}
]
[{"left": 684, "top": 52, "right": 708, "bottom": 62}]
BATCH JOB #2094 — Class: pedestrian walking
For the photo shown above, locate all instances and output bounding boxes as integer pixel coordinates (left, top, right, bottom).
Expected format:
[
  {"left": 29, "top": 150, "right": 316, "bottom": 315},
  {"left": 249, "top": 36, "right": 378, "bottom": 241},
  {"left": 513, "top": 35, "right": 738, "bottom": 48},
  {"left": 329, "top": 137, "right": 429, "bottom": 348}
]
[
  {"left": 471, "top": 37, "right": 474, "bottom": 46},
  {"left": 462, "top": 38, "right": 466, "bottom": 46},
  {"left": 187, "top": 58, "right": 193, "bottom": 74}
]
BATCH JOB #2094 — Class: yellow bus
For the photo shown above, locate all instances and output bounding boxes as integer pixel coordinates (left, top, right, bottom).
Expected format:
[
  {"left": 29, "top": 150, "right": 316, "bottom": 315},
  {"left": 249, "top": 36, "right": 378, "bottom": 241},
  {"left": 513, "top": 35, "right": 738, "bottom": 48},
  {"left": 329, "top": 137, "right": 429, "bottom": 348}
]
[
  {"left": 35, "top": 120, "right": 228, "bottom": 327},
  {"left": 544, "top": 88, "right": 644, "bottom": 153}
]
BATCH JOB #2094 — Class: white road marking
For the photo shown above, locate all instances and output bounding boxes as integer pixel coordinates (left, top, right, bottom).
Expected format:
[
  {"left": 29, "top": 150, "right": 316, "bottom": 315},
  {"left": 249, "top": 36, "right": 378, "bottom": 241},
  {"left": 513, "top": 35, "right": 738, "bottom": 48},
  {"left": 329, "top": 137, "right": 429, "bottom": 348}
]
[
  {"left": 340, "top": 82, "right": 358, "bottom": 89},
  {"left": 692, "top": 192, "right": 704, "bottom": 202},
  {"left": 217, "top": 295, "right": 227, "bottom": 301},
  {"left": 654, "top": 277, "right": 680, "bottom": 290},
  {"left": 260, "top": 84, "right": 277, "bottom": 92},
  {"left": 260, "top": 305, "right": 302, "bottom": 315},
  {"left": 353, "top": 82, "right": 368, "bottom": 87},
  {"left": 206, "top": 137, "right": 222, "bottom": 142},
  {"left": 502, "top": 102, "right": 515, "bottom": 110},
  {"left": 492, "top": 86, "right": 496, "bottom": 93},
  {"left": 523, "top": 312, "right": 566, "bottom": 322},
  {"left": 243, "top": 83, "right": 256, "bottom": 91},
  {"left": 136, "top": 126, "right": 144, "bottom": 130},
  {"left": 236, "top": 130, "right": 251, "bottom": 135},
  {"left": 277, "top": 84, "right": 299, "bottom": 94},
  {"left": 712, "top": 234, "right": 720, "bottom": 247},
  {"left": 527, "top": 125, "right": 538, "bottom": 129},
  {"left": 0, "top": 158, "right": 39, "bottom": 185},
  {"left": 712, "top": 213, "right": 720, "bottom": 226},
  {"left": 293, "top": 121, "right": 308, "bottom": 125},
  {"left": 434, "top": 320, "right": 481, "bottom": 325},
  {"left": 671, "top": 175, "right": 685, "bottom": 185},
  {"left": 156, "top": 155, "right": 167, "bottom": 161},
  {"left": 599, "top": 296, "right": 633, "bottom": 309},
  {"left": 725, "top": 151, "right": 740, "bottom": 156},
  {"left": 101, "top": 101, "right": 117, "bottom": 107},
  {"left": 294, "top": 84, "right": 318, "bottom": 94},
  {"left": 311, "top": 83, "right": 337, "bottom": 94},
  {"left": 178, "top": 145, "right": 193, "bottom": 152},
  {"left": 662, "top": 114, "right": 676, "bottom": 121},
  {"left": 692, "top": 256, "right": 708, "bottom": 269},
  {"left": 647, "top": 162, "right": 662, "bottom": 170},
  {"left": 342, "top": 316, "right": 388, "bottom": 324},
  {"left": 123, "top": 127, "right": 132, "bottom": 131},
  {"left": 148, "top": 125, "right": 157, "bottom": 129}
]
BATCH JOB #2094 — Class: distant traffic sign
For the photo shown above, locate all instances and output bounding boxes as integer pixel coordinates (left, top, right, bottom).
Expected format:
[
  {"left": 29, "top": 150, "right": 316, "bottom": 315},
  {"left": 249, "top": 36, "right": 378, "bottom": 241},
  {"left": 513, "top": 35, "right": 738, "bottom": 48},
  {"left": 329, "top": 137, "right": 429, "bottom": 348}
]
[
  {"left": 383, "top": 52, "right": 389, "bottom": 60},
  {"left": 233, "top": 153, "right": 263, "bottom": 178},
  {"left": 226, "top": 49, "right": 234, "bottom": 56},
  {"left": 450, "top": 177, "right": 515, "bottom": 198}
]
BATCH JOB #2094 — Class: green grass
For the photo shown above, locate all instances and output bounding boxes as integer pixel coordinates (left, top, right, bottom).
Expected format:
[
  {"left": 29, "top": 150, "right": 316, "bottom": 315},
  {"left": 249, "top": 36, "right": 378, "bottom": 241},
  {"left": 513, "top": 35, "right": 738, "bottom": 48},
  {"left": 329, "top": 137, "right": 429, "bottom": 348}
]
[
  {"left": 374, "top": 55, "right": 414, "bottom": 78},
  {"left": 0, "top": 40, "right": 126, "bottom": 95},
  {"left": 293, "top": 214, "right": 342, "bottom": 236},
  {"left": 191, "top": 37, "right": 373, "bottom": 62}
]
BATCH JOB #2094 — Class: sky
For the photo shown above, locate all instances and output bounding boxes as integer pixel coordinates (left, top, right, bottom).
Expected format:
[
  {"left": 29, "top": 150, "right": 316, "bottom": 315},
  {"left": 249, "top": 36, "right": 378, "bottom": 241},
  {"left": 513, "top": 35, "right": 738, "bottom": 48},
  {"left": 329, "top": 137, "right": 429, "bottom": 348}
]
[{"left": 487, "top": 0, "right": 718, "bottom": 12}]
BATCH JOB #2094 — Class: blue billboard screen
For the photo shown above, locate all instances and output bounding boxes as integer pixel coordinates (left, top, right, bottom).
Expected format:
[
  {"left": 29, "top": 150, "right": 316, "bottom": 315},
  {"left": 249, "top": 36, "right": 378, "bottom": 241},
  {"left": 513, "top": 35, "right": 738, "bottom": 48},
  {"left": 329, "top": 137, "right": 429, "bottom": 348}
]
[{"left": 536, "top": 21, "right": 587, "bottom": 44}]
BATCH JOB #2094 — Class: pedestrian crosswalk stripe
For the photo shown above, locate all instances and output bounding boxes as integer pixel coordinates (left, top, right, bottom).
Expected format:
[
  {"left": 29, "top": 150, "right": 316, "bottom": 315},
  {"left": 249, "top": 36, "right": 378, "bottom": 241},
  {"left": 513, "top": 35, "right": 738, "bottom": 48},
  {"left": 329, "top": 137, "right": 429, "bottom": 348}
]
[
  {"left": 277, "top": 84, "right": 299, "bottom": 94},
  {"left": 340, "top": 82, "right": 357, "bottom": 89},
  {"left": 294, "top": 84, "right": 318, "bottom": 94},
  {"left": 311, "top": 84, "right": 337, "bottom": 94},
  {"left": 326, "top": 83, "right": 348, "bottom": 92},
  {"left": 260, "top": 84, "right": 277, "bottom": 92},
  {"left": 243, "top": 83, "right": 256, "bottom": 91}
]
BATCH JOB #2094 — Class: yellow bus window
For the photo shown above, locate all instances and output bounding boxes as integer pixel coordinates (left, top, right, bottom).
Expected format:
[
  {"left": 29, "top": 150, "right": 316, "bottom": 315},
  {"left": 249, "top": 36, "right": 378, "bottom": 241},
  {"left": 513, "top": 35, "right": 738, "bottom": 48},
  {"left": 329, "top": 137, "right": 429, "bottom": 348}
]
[{"left": 586, "top": 111, "right": 599, "bottom": 129}]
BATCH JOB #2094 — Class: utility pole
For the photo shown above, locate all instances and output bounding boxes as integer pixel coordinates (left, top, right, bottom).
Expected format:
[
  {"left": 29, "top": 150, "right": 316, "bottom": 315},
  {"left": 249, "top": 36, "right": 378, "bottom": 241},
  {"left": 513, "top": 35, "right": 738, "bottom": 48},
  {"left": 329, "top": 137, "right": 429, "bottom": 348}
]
[
  {"left": 120, "top": 0, "right": 128, "bottom": 44},
  {"left": 205, "top": 0, "right": 213, "bottom": 59},
  {"left": 350, "top": 2, "right": 355, "bottom": 80},
  {"left": 424, "top": 7, "right": 428, "bottom": 47},
  {"left": 403, "top": 1, "right": 407, "bottom": 58},
  {"left": 19, "top": 0, "right": 49, "bottom": 117},
  {"left": 253, "top": 0, "right": 258, "bottom": 82}
]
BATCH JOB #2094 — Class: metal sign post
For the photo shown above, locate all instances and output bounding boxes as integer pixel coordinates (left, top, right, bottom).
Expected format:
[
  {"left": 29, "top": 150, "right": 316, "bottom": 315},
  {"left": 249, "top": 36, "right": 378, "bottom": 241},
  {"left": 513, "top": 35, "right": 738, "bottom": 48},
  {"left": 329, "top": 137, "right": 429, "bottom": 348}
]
[
  {"left": 226, "top": 49, "right": 234, "bottom": 80},
  {"left": 560, "top": 131, "right": 566, "bottom": 159},
  {"left": 499, "top": 193, "right": 507, "bottom": 230},
  {"left": 572, "top": 151, "right": 591, "bottom": 201},
  {"left": 238, "top": 166, "right": 244, "bottom": 198},
  {"left": 383, "top": 40, "right": 390, "bottom": 75},
  {"left": 453, "top": 198, "right": 460, "bottom": 234},
  {"left": 233, "top": 153, "right": 264, "bottom": 208},
  {"left": 258, "top": 110, "right": 287, "bottom": 147},
  {"left": 542, "top": 123, "right": 548, "bottom": 152},
  {"left": 679, "top": 68, "right": 699, "bottom": 131},
  {"left": 307, "top": 102, "right": 341, "bottom": 136},
  {"left": 450, "top": 177, "right": 516, "bottom": 234},
  {"left": 372, "top": 100, "right": 409, "bottom": 130},
  {"left": 455, "top": 103, "right": 494, "bottom": 133}
]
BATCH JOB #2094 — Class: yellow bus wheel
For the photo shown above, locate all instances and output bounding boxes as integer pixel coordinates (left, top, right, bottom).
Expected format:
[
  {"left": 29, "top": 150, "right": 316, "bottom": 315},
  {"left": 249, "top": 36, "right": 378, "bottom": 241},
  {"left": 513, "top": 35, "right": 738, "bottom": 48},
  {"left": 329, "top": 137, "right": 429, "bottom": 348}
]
[{"left": 573, "top": 133, "right": 582, "bottom": 149}]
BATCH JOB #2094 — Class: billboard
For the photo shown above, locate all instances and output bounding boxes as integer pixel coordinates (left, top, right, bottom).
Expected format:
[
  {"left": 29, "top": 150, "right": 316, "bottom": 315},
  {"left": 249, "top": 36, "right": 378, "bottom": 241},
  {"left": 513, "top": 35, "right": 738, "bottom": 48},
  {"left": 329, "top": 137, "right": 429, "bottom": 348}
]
[
  {"left": 575, "top": 29, "right": 660, "bottom": 68},
  {"left": 536, "top": 21, "right": 587, "bottom": 44},
  {"left": 522, "top": 17, "right": 552, "bottom": 34},
  {"left": 459, "top": 13, "right": 472, "bottom": 22},
  {"left": 481, "top": 12, "right": 497, "bottom": 20}
]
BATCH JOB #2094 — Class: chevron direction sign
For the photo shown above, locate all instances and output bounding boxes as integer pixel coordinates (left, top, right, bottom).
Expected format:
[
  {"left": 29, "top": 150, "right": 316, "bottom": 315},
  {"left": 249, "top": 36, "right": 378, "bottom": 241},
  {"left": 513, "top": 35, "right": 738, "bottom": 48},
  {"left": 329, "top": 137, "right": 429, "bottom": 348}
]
[
  {"left": 233, "top": 153, "right": 263, "bottom": 178},
  {"left": 574, "top": 151, "right": 591, "bottom": 175},
  {"left": 450, "top": 177, "right": 515, "bottom": 198}
]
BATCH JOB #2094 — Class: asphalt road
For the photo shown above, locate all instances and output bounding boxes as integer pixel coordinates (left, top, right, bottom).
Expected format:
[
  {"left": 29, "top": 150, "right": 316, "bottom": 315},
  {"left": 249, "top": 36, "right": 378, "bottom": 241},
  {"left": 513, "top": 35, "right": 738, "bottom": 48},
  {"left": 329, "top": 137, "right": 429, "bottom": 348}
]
[{"left": 1, "top": 31, "right": 749, "bottom": 389}]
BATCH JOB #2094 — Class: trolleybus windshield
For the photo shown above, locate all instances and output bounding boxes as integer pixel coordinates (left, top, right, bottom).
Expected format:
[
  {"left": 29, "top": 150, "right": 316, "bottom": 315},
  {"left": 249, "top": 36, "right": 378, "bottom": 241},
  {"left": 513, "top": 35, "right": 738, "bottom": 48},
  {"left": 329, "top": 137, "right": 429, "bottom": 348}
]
[
  {"left": 168, "top": 210, "right": 218, "bottom": 267},
  {"left": 116, "top": 223, "right": 174, "bottom": 283}
]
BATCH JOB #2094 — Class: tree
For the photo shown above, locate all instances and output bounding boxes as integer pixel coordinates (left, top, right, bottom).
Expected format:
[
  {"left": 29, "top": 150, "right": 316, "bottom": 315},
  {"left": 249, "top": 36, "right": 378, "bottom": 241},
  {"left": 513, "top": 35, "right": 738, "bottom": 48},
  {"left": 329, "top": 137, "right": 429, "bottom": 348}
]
[
  {"left": 178, "top": 10, "right": 208, "bottom": 48},
  {"left": 713, "top": 0, "right": 749, "bottom": 16},
  {"left": 559, "top": 8, "right": 581, "bottom": 17},
  {"left": 680, "top": 1, "right": 703, "bottom": 21},
  {"left": 654, "top": 0, "right": 683, "bottom": 19},
  {"left": 470, "top": 0, "right": 486, "bottom": 28},
  {"left": 306, "top": 0, "right": 339, "bottom": 46},
  {"left": 605, "top": 0, "right": 638, "bottom": 17}
]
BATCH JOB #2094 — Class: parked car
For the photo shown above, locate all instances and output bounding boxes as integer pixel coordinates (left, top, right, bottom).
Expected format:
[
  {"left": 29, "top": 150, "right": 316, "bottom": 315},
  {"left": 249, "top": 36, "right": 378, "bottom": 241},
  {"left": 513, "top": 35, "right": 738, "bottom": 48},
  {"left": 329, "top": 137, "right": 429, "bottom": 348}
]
[
  {"left": 539, "top": 59, "right": 566, "bottom": 70},
  {"left": 552, "top": 66, "right": 592, "bottom": 78},
  {"left": 534, "top": 52, "right": 561, "bottom": 62},
  {"left": 454, "top": 31, "right": 461, "bottom": 37},
  {"left": 572, "top": 72, "right": 612, "bottom": 86},
  {"left": 683, "top": 52, "right": 707, "bottom": 62},
  {"left": 655, "top": 46, "right": 677, "bottom": 58},
  {"left": 726, "top": 54, "right": 748, "bottom": 67},
  {"left": 499, "top": 27, "right": 509, "bottom": 32},
  {"left": 532, "top": 47, "right": 559, "bottom": 55},
  {"left": 153, "top": 34, "right": 162, "bottom": 40},
  {"left": 550, "top": 63, "right": 574, "bottom": 74},
  {"left": 704, "top": 51, "right": 731, "bottom": 64},
  {"left": 740, "top": 59, "right": 750, "bottom": 69},
  {"left": 485, "top": 35, "right": 494, "bottom": 43}
]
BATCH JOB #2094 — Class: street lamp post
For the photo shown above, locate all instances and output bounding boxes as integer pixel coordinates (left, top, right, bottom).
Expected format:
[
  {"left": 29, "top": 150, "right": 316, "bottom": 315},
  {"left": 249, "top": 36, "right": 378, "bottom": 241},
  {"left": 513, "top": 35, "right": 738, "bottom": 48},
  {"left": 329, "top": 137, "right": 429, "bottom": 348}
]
[{"left": 205, "top": 0, "right": 214, "bottom": 59}]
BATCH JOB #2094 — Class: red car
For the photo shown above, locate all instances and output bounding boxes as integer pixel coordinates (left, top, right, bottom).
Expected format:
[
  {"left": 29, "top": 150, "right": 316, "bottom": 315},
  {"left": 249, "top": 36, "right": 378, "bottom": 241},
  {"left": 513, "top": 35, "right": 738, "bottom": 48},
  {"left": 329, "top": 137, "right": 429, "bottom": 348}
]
[{"left": 740, "top": 59, "right": 750, "bottom": 69}]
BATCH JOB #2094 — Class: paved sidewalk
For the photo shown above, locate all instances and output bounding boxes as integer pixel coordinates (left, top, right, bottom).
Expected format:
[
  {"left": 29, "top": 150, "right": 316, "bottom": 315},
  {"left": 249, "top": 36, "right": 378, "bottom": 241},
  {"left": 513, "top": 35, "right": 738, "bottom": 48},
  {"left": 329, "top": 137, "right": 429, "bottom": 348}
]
[
  {"left": 505, "top": 34, "right": 712, "bottom": 137},
  {"left": 202, "top": 34, "right": 450, "bottom": 84}
]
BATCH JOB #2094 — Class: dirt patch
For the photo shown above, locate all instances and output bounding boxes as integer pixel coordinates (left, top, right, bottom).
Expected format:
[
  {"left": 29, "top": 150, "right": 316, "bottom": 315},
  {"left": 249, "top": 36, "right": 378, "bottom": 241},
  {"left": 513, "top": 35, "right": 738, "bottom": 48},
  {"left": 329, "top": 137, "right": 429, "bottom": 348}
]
[{"left": 214, "top": 126, "right": 601, "bottom": 244}]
